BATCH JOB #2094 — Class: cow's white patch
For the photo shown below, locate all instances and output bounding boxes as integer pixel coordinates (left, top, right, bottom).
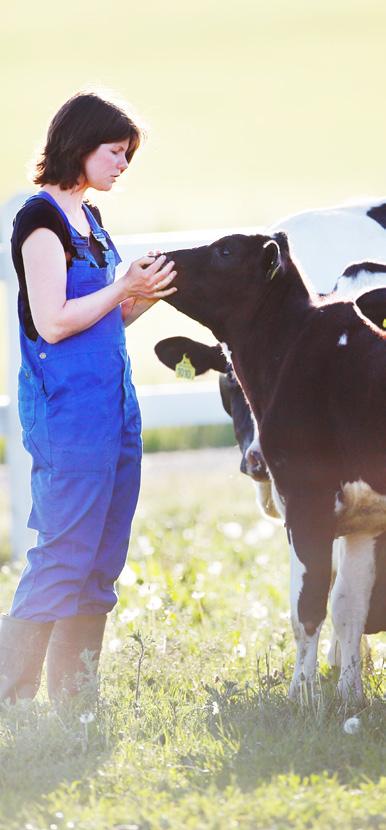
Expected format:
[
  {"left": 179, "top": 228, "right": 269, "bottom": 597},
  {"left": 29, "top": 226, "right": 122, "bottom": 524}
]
[
  {"left": 337, "top": 332, "right": 348, "bottom": 346},
  {"left": 288, "top": 543, "right": 323, "bottom": 700},
  {"left": 335, "top": 479, "right": 386, "bottom": 535},
  {"left": 335, "top": 269, "right": 386, "bottom": 299},
  {"left": 331, "top": 533, "right": 376, "bottom": 700}
]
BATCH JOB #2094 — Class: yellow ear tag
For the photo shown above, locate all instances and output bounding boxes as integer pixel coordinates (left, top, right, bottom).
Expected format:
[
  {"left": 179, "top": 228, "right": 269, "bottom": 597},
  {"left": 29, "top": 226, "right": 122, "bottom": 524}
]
[
  {"left": 382, "top": 319, "right": 386, "bottom": 329},
  {"left": 175, "top": 353, "right": 196, "bottom": 380}
]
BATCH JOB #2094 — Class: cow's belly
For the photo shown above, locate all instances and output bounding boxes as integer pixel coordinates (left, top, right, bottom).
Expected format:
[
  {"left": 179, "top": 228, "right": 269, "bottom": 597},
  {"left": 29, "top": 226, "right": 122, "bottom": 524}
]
[{"left": 335, "top": 480, "right": 386, "bottom": 536}]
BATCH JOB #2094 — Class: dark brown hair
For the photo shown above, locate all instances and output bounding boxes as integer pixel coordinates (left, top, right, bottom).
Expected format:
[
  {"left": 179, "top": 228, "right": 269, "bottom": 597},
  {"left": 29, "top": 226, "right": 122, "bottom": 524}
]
[{"left": 34, "top": 92, "right": 144, "bottom": 190}]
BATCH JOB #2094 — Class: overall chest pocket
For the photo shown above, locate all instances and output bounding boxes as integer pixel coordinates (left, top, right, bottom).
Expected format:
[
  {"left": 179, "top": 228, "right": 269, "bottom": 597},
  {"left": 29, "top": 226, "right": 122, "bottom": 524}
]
[
  {"left": 18, "top": 367, "right": 36, "bottom": 432},
  {"left": 68, "top": 258, "right": 114, "bottom": 298}
]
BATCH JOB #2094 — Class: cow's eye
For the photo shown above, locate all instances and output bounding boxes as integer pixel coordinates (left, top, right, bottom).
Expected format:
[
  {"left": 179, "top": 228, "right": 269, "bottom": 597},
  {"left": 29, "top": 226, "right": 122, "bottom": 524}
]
[{"left": 220, "top": 246, "right": 232, "bottom": 256}]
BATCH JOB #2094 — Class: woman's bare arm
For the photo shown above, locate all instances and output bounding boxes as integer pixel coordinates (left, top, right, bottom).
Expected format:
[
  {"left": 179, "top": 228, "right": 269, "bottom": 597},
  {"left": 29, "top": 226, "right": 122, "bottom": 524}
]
[{"left": 22, "top": 229, "right": 176, "bottom": 343}]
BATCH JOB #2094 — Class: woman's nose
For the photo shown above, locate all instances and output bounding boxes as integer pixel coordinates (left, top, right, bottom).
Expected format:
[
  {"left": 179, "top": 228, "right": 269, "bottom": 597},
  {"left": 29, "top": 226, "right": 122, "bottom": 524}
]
[{"left": 119, "top": 156, "right": 129, "bottom": 173}]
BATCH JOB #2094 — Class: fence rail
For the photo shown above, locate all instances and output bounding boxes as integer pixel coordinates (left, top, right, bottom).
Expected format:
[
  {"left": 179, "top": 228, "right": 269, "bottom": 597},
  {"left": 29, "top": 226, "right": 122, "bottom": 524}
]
[{"left": 0, "top": 193, "right": 241, "bottom": 558}]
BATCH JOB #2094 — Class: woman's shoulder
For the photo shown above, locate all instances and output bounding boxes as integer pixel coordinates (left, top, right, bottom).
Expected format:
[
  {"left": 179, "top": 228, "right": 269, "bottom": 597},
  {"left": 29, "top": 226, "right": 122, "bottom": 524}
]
[{"left": 12, "top": 196, "right": 69, "bottom": 252}]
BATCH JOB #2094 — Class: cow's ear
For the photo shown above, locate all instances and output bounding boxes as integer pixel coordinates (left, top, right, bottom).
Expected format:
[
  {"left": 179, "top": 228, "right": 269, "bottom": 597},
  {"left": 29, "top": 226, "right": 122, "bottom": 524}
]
[
  {"left": 262, "top": 239, "right": 282, "bottom": 281},
  {"left": 155, "top": 337, "right": 229, "bottom": 375}
]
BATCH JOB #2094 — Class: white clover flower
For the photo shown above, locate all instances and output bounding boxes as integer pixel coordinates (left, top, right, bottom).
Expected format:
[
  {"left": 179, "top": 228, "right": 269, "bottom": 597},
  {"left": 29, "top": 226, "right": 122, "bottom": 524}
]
[
  {"left": 234, "top": 642, "right": 247, "bottom": 658},
  {"left": 108, "top": 637, "right": 122, "bottom": 653},
  {"left": 212, "top": 700, "right": 220, "bottom": 715},
  {"left": 254, "top": 553, "right": 270, "bottom": 566},
  {"left": 343, "top": 716, "right": 361, "bottom": 734},
  {"left": 137, "top": 535, "right": 155, "bottom": 556},
  {"left": 208, "top": 561, "right": 223, "bottom": 576},
  {"left": 119, "top": 565, "right": 137, "bottom": 586},
  {"left": 120, "top": 607, "right": 141, "bottom": 623},
  {"left": 191, "top": 591, "right": 205, "bottom": 600},
  {"left": 257, "top": 521, "right": 276, "bottom": 539},
  {"left": 249, "top": 601, "right": 268, "bottom": 620},
  {"left": 220, "top": 521, "right": 242, "bottom": 539},
  {"left": 138, "top": 582, "right": 158, "bottom": 597},
  {"left": 245, "top": 522, "right": 275, "bottom": 545},
  {"left": 146, "top": 595, "right": 163, "bottom": 611},
  {"left": 79, "top": 712, "right": 95, "bottom": 724}
]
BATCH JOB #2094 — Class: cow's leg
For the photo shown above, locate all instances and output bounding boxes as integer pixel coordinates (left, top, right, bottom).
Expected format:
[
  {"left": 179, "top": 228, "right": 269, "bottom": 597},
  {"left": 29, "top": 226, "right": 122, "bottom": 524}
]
[
  {"left": 330, "top": 533, "right": 376, "bottom": 701},
  {"left": 286, "top": 492, "right": 334, "bottom": 700},
  {"left": 289, "top": 542, "right": 323, "bottom": 699},
  {"left": 327, "top": 540, "right": 341, "bottom": 668}
]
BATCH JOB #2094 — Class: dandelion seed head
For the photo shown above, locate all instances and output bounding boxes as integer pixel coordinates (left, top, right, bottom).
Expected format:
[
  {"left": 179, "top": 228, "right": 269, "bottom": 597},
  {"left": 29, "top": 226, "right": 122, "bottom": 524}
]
[
  {"left": 79, "top": 712, "right": 95, "bottom": 724},
  {"left": 119, "top": 565, "right": 137, "bottom": 586},
  {"left": 138, "top": 581, "right": 158, "bottom": 597},
  {"left": 207, "top": 561, "right": 223, "bottom": 576},
  {"left": 108, "top": 637, "right": 122, "bottom": 653},
  {"left": 343, "top": 716, "right": 361, "bottom": 734},
  {"left": 146, "top": 595, "right": 163, "bottom": 611},
  {"left": 220, "top": 521, "right": 242, "bottom": 539},
  {"left": 137, "top": 535, "right": 155, "bottom": 556},
  {"left": 120, "top": 607, "right": 141, "bottom": 623},
  {"left": 249, "top": 601, "right": 268, "bottom": 620}
]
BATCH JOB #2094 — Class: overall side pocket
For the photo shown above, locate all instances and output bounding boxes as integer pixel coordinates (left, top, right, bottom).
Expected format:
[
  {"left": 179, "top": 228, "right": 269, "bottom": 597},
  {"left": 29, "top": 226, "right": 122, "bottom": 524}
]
[{"left": 18, "top": 366, "right": 36, "bottom": 432}]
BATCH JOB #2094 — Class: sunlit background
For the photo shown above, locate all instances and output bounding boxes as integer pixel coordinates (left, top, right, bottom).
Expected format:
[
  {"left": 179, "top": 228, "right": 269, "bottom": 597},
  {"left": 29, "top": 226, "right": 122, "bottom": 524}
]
[{"left": 1, "top": 0, "right": 385, "bottom": 387}]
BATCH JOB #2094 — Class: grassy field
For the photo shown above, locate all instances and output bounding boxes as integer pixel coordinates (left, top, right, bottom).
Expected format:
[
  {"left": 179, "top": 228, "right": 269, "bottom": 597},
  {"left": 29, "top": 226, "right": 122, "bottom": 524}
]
[{"left": 0, "top": 449, "right": 384, "bottom": 829}]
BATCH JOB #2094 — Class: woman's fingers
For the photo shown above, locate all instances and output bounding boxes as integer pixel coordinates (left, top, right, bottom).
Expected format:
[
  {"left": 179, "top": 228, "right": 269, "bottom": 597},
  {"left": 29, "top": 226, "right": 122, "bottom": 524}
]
[
  {"left": 153, "top": 271, "right": 177, "bottom": 291},
  {"left": 153, "top": 284, "right": 178, "bottom": 298},
  {"left": 143, "top": 254, "right": 167, "bottom": 276}
]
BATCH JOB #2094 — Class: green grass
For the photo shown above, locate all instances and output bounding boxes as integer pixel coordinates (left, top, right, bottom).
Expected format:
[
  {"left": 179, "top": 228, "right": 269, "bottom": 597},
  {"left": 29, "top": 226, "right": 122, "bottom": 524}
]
[{"left": 0, "top": 448, "right": 385, "bottom": 829}]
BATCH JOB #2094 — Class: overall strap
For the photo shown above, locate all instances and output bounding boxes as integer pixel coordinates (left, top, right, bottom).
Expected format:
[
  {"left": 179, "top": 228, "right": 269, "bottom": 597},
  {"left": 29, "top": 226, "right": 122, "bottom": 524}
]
[{"left": 82, "top": 203, "right": 122, "bottom": 266}]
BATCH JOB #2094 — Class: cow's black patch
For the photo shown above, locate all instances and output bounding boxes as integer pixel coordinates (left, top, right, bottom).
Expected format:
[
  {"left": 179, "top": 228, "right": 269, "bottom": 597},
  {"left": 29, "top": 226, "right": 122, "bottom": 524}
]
[
  {"left": 342, "top": 262, "right": 386, "bottom": 278},
  {"left": 365, "top": 531, "right": 386, "bottom": 634},
  {"left": 367, "top": 203, "right": 386, "bottom": 229}
]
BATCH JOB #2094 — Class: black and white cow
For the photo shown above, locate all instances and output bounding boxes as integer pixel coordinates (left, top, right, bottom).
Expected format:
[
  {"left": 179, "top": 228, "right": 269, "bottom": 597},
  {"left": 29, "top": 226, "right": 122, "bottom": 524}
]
[
  {"left": 160, "top": 230, "right": 386, "bottom": 701},
  {"left": 158, "top": 201, "right": 386, "bottom": 513}
]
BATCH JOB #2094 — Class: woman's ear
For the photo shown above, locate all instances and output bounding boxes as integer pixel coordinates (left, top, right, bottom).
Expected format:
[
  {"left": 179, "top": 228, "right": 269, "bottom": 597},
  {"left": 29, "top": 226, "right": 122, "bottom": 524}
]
[{"left": 262, "top": 239, "right": 282, "bottom": 281}]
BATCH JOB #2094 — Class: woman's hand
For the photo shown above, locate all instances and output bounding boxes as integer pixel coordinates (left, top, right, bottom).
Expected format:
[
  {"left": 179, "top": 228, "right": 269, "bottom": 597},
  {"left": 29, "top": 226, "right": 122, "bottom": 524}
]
[{"left": 120, "top": 252, "right": 177, "bottom": 300}]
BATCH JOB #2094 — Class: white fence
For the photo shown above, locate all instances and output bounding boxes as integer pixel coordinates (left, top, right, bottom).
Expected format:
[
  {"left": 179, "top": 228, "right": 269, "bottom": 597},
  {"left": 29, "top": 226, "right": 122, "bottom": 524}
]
[{"left": 0, "top": 193, "right": 245, "bottom": 558}]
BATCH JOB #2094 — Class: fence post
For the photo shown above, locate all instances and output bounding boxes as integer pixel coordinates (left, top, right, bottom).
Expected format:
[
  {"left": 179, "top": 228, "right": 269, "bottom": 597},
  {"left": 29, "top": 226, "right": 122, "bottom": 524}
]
[{"left": 0, "top": 192, "right": 36, "bottom": 559}]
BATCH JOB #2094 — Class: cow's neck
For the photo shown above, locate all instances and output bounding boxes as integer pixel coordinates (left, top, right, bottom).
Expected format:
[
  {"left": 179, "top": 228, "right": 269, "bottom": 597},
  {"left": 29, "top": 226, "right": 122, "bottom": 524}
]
[{"left": 216, "top": 268, "right": 315, "bottom": 421}]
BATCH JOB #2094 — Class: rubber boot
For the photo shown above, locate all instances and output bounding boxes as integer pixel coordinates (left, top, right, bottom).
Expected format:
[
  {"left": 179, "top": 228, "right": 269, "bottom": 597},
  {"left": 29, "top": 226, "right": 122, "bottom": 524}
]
[
  {"left": 46, "top": 614, "right": 107, "bottom": 701},
  {"left": 0, "top": 615, "right": 54, "bottom": 703}
]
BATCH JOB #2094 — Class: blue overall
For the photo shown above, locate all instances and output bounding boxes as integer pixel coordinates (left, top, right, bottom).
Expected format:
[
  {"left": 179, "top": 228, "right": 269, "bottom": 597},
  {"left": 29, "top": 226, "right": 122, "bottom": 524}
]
[{"left": 11, "top": 192, "right": 142, "bottom": 621}]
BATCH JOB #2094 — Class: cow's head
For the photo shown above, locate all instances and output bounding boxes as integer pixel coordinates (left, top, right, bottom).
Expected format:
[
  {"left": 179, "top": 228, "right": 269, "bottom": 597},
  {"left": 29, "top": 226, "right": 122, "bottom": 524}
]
[
  {"left": 163, "top": 233, "right": 290, "bottom": 340},
  {"left": 154, "top": 336, "right": 269, "bottom": 481}
]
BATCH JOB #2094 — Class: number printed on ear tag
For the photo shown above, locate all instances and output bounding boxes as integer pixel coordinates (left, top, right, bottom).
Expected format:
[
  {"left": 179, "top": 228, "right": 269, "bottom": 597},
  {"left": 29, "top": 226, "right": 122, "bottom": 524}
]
[{"left": 175, "top": 354, "right": 196, "bottom": 380}]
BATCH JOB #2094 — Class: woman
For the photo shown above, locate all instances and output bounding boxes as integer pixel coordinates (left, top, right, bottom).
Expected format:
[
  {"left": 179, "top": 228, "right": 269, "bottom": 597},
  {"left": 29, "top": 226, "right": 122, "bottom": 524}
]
[{"left": 0, "top": 91, "right": 177, "bottom": 702}]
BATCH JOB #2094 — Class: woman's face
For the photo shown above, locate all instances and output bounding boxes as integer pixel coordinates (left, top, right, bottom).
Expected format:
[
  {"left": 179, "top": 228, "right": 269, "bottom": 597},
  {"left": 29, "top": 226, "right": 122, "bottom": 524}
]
[{"left": 82, "top": 140, "right": 130, "bottom": 190}]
